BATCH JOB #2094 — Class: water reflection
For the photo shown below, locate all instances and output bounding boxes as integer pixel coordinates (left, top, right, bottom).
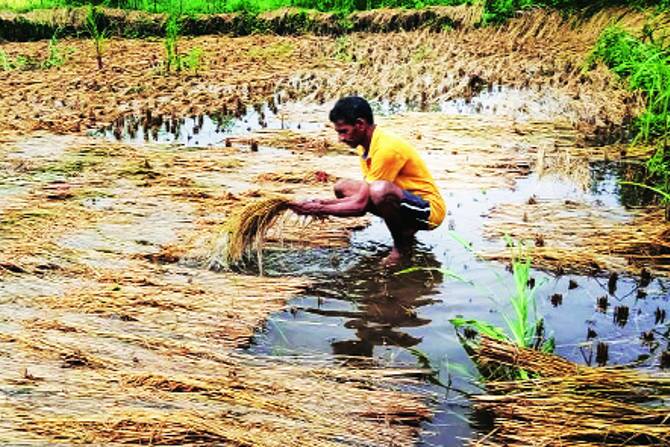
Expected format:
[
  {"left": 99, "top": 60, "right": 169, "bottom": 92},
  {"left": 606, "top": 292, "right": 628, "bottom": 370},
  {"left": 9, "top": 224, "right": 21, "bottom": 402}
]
[
  {"left": 309, "top": 248, "right": 443, "bottom": 358},
  {"left": 590, "top": 161, "right": 660, "bottom": 208},
  {"left": 98, "top": 99, "right": 323, "bottom": 147},
  {"left": 254, "top": 242, "right": 444, "bottom": 360}
]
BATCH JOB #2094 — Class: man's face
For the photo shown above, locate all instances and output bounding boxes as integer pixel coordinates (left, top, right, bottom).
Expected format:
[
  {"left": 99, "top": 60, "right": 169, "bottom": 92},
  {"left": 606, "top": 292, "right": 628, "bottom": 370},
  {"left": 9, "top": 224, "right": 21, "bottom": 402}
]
[{"left": 333, "top": 119, "right": 366, "bottom": 148}]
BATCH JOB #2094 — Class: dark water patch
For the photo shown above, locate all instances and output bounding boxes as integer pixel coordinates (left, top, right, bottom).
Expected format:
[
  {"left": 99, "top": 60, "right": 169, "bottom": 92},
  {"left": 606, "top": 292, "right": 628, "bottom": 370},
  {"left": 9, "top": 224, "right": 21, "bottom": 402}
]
[
  {"left": 98, "top": 99, "right": 323, "bottom": 146},
  {"left": 662, "top": 351, "right": 670, "bottom": 368},
  {"left": 591, "top": 161, "right": 662, "bottom": 208}
]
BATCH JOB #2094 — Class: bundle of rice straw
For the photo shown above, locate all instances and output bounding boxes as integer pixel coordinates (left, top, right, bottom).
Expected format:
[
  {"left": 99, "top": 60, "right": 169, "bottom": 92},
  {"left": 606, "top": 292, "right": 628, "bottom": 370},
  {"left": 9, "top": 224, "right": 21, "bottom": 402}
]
[
  {"left": 209, "top": 196, "right": 291, "bottom": 273},
  {"left": 470, "top": 336, "right": 670, "bottom": 447}
]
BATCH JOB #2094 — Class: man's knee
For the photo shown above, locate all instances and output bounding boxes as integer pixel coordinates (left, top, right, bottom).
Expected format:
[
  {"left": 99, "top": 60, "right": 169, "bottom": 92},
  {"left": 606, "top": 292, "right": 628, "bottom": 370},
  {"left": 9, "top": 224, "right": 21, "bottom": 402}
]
[
  {"left": 334, "top": 179, "right": 364, "bottom": 198},
  {"left": 369, "top": 181, "right": 401, "bottom": 207}
]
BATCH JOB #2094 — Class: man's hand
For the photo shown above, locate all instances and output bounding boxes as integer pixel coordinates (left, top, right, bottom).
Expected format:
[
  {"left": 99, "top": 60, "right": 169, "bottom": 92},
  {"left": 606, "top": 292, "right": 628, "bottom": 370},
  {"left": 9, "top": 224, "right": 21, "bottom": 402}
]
[{"left": 289, "top": 199, "right": 325, "bottom": 216}]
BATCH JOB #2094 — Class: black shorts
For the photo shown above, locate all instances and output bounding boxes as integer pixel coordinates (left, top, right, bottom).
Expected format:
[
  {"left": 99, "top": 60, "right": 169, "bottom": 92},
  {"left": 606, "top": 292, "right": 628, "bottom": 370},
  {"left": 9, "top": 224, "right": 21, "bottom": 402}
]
[{"left": 400, "top": 190, "right": 431, "bottom": 230}]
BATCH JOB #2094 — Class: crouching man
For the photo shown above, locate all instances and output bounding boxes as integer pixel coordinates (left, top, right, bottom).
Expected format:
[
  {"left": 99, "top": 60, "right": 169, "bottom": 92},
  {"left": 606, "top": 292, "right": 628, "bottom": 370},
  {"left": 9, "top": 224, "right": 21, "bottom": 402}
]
[{"left": 290, "top": 96, "right": 445, "bottom": 265}]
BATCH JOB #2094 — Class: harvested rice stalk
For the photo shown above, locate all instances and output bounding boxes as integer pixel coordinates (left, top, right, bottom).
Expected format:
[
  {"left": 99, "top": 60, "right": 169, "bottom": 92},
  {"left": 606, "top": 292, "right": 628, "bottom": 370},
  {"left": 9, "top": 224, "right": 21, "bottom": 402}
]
[
  {"left": 471, "top": 337, "right": 670, "bottom": 447},
  {"left": 209, "top": 196, "right": 292, "bottom": 272},
  {"left": 475, "top": 335, "right": 577, "bottom": 377}
]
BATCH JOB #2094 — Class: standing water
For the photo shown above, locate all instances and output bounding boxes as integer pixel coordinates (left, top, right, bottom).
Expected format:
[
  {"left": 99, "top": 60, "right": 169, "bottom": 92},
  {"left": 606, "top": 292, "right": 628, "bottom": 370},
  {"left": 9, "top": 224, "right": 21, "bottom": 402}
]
[
  {"left": 248, "top": 167, "right": 669, "bottom": 445},
  {"left": 101, "top": 94, "right": 669, "bottom": 445}
]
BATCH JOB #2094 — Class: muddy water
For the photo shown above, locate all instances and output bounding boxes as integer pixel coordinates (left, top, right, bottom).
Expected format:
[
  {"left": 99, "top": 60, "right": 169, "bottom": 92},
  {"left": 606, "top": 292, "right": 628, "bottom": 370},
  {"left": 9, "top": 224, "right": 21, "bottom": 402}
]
[{"left": 100, "top": 86, "right": 577, "bottom": 147}]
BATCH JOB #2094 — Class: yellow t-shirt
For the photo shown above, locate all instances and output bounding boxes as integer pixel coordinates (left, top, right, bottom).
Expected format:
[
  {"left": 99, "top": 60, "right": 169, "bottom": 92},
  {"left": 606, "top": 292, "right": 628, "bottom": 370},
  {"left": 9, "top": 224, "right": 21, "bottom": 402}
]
[{"left": 358, "top": 127, "right": 445, "bottom": 229}]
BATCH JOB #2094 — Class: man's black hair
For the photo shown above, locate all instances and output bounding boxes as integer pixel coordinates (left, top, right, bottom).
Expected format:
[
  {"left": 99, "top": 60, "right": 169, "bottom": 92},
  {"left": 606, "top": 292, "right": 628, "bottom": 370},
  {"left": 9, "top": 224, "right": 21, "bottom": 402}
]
[{"left": 329, "top": 96, "right": 374, "bottom": 125}]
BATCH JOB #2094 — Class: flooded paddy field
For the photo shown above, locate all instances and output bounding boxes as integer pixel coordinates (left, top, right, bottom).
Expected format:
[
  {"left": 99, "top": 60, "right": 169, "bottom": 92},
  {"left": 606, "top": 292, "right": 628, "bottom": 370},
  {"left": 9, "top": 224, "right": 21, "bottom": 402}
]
[{"left": 1, "top": 5, "right": 669, "bottom": 446}]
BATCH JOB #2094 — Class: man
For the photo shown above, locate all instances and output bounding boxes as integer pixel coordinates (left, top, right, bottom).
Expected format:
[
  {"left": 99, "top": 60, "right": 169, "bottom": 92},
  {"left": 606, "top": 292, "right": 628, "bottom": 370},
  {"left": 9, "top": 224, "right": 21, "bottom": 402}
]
[{"left": 290, "top": 96, "right": 445, "bottom": 264}]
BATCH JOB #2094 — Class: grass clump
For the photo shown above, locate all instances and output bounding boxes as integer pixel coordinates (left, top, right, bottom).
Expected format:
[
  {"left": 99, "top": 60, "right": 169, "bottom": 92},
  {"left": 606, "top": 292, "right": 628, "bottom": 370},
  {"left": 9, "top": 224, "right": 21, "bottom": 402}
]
[
  {"left": 42, "top": 32, "right": 69, "bottom": 68},
  {"left": 451, "top": 239, "right": 554, "bottom": 379},
  {"left": 1, "top": 0, "right": 668, "bottom": 31},
  {"left": 0, "top": 49, "right": 14, "bottom": 71},
  {"left": 399, "top": 235, "right": 553, "bottom": 380},
  {"left": 589, "top": 25, "right": 670, "bottom": 144},
  {"left": 162, "top": 13, "right": 204, "bottom": 74},
  {"left": 482, "top": 0, "right": 670, "bottom": 24},
  {"left": 589, "top": 25, "right": 670, "bottom": 216},
  {"left": 0, "top": 31, "right": 70, "bottom": 71},
  {"left": 209, "top": 196, "right": 291, "bottom": 273},
  {"left": 182, "top": 46, "right": 204, "bottom": 74},
  {"left": 164, "top": 13, "right": 180, "bottom": 73}
]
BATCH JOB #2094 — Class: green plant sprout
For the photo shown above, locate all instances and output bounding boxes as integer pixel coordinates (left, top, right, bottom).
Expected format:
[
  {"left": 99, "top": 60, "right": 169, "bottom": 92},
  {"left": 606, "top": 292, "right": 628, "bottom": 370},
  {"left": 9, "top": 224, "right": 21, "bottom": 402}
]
[
  {"left": 182, "top": 46, "right": 204, "bottom": 74},
  {"left": 42, "top": 31, "right": 69, "bottom": 69},
  {"left": 85, "top": 4, "right": 108, "bottom": 70},
  {"left": 164, "top": 13, "right": 181, "bottom": 73},
  {"left": 0, "top": 49, "right": 11, "bottom": 71},
  {"left": 398, "top": 233, "right": 554, "bottom": 380},
  {"left": 333, "top": 35, "right": 353, "bottom": 63}
]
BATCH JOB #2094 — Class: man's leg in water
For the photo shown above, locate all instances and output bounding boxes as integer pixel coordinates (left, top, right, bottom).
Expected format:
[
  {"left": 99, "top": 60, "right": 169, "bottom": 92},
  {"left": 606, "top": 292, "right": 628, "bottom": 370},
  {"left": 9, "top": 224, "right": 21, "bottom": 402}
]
[
  {"left": 368, "top": 181, "right": 419, "bottom": 263},
  {"left": 333, "top": 179, "right": 419, "bottom": 263}
]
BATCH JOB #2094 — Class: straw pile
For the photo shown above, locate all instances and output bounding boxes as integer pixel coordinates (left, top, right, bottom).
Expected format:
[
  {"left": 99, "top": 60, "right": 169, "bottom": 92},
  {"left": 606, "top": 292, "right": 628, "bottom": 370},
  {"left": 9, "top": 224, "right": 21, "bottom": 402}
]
[
  {"left": 0, "top": 143, "right": 430, "bottom": 447},
  {"left": 210, "top": 196, "right": 292, "bottom": 271},
  {"left": 7, "top": 358, "right": 431, "bottom": 446},
  {"left": 482, "top": 201, "right": 670, "bottom": 275},
  {"left": 471, "top": 337, "right": 670, "bottom": 447}
]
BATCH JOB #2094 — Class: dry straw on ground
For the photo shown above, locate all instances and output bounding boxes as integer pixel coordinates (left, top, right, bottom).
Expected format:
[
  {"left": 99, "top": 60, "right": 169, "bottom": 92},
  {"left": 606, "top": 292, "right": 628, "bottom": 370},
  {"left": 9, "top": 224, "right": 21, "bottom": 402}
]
[
  {"left": 0, "top": 7, "right": 661, "bottom": 140},
  {"left": 1, "top": 136, "right": 431, "bottom": 445},
  {"left": 255, "top": 170, "right": 336, "bottom": 185},
  {"left": 471, "top": 337, "right": 670, "bottom": 447},
  {"left": 5, "top": 355, "right": 431, "bottom": 446}
]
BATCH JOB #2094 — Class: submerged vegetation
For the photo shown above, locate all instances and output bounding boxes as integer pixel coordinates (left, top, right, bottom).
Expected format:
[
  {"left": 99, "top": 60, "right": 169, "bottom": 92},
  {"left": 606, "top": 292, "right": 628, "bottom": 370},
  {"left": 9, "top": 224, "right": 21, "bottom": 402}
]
[{"left": 458, "top": 243, "right": 553, "bottom": 350}]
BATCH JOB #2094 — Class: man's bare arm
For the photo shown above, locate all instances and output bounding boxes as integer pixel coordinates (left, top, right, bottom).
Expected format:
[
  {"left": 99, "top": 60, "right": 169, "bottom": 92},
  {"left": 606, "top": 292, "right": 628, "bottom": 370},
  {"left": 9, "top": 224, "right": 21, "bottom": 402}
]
[{"left": 291, "top": 188, "right": 369, "bottom": 217}]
